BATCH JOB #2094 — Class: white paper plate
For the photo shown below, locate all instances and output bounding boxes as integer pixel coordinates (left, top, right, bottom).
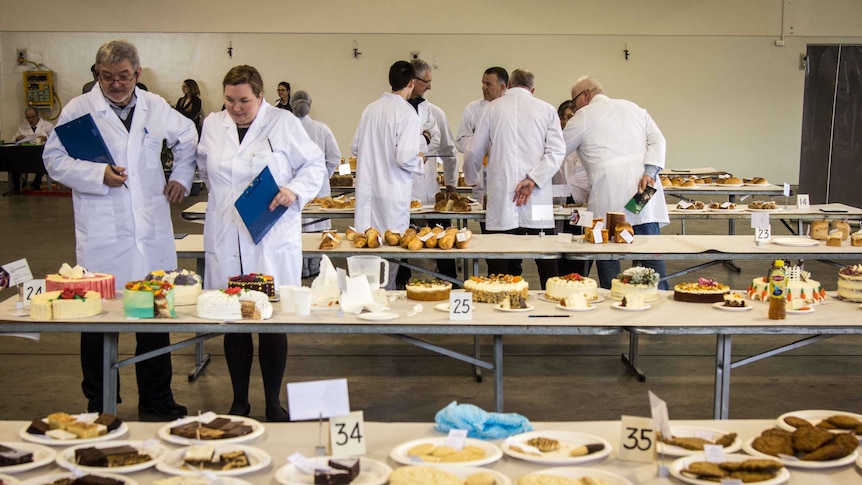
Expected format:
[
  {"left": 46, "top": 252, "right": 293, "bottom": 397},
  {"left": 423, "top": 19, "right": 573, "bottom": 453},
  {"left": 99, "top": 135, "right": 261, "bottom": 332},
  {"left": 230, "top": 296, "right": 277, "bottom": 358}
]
[
  {"left": 711, "top": 301, "right": 752, "bottom": 312},
  {"left": 674, "top": 207, "right": 707, "bottom": 212},
  {"left": 538, "top": 293, "right": 605, "bottom": 304},
  {"left": 707, "top": 207, "right": 744, "bottom": 212},
  {"left": 357, "top": 312, "right": 398, "bottom": 321},
  {"left": 157, "top": 414, "right": 264, "bottom": 445},
  {"left": 435, "top": 303, "right": 450, "bottom": 312},
  {"left": 275, "top": 456, "right": 392, "bottom": 485},
  {"left": 742, "top": 436, "right": 857, "bottom": 469},
  {"left": 772, "top": 237, "right": 820, "bottom": 247},
  {"left": 157, "top": 443, "right": 271, "bottom": 477},
  {"left": 494, "top": 305, "right": 534, "bottom": 313},
  {"left": 20, "top": 419, "right": 129, "bottom": 446},
  {"left": 611, "top": 302, "right": 650, "bottom": 312},
  {"left": 18, "top": 472, "right": 137, "bottom": 485},
  {"left": 56, "top": 440, "right": 167, "bottom": 474},
  {"left": 518, "top": 467, "right": 632, "bottom": 485},
  {"left": 555, "top": 304, "right": 595, "bottom": 312},
  {"left": 0, "top": 473, "right": 18, "bottom": 484},
  {"left": 776, "top": 410, "right": 862, "bottom": 435},
  {"left": 389, "top": 437, "right": 503, "bottom": 467},
  {"left": 747, "top": 207, "right": 783, "bottom": 212},
  {"left": 786, "top": 307, "right": 815, "bottom": 314},
  {"left": 501, "top": 430, "right": 611, "bottom": 465},
  {"left": 657, "top": 426, "right": 742, "bottom": 456},
  {"left": 670, "top": 453, "right": 789, "bottom": 485},
  {"left": 0, "top": 441, "right": 55, "bottom": 474}
]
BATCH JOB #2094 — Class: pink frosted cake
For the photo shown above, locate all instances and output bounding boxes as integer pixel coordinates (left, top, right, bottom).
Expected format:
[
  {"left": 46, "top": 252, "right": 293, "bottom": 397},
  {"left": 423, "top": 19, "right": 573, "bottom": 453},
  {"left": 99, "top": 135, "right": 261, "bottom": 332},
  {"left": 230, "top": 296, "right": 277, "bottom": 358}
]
[{"left": 45, "top": 263, "right": 115, "bottom": 299}]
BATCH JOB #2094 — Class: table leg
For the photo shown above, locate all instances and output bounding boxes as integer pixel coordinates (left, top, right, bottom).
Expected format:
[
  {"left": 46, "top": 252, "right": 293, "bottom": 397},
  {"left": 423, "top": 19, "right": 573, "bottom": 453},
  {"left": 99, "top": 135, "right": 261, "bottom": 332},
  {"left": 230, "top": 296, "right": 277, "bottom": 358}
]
[
  {"left": 714, "top": 335, "right": 732, "bottom": 419},
  {"left": 473, "top": 335, "right": 483, "bottom": 383},
  {"left": 102, "top": 332, "right": 120, "bottom": 415},
  {"left": 188, "top": 333, "right": 211, "bottom": 382},
  {"left": 493, "top": 335, "right": 503, "bottom": 412},
  {"left": 621, "top": 332, "right": 646, "bottom": 381}
]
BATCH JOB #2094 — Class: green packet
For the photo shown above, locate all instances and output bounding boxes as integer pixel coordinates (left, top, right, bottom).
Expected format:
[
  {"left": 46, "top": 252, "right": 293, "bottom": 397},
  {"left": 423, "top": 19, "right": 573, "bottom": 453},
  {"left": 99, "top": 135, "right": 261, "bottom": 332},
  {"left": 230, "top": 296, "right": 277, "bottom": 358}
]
[{"left": 624, "top": 185, "right": 657, "bottom": 215}]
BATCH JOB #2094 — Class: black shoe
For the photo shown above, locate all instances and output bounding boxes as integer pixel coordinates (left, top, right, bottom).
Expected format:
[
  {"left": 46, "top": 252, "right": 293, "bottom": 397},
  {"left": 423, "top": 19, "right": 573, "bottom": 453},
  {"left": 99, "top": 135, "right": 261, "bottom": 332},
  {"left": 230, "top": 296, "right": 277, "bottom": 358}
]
[
  {"left": 138, "top": 401, "right": 188, "bottom": 420},
  {"left": 87, "top": 399, "right": 103, "bottom": 413},
  {"left": 266, "top": 405, "right": 290, "bottom": 422},
  {"left": 30, "top": 184, "right": 41, "bottom": 191},
  {"left": 228, "top": 401, "right": 251, "bottom": 417}
]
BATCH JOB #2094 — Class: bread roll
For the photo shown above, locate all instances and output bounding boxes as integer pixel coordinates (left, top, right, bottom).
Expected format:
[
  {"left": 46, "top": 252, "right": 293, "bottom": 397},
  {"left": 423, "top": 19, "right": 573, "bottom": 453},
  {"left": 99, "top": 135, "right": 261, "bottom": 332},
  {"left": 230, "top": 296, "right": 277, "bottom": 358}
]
[
  {"left": 453, "top": 198, "right": 471, "bottom": 212},
  {"left": 726, "top": 176, "right": 742, "bottom": 184},
  {"left": 401, "top": 233, "right": 416, "bottom": 249},
  {"left": 345, "top": 227, "right": 358, "bottom": 241},
  {"left": 353, "top": 235, "right": 367, "bottom": 248},
  {"left": 832, "top": 220, "right": 851, "bottom": 240},
  {"left": 852, "top": 233, "right": 862, "bottom": 247},
  {"left": 438, "top": 232, "right": 456, "bottom": 250},
  {"left": 366, "top": 228, "right": 381, "bottom": 248},
  {"left": 682, "top": 179, "right": 697, "bottom": 187},
  {"left": 660, "top": 177, "right": 671, "bottom": 187},
  {"left": 407, "top": 237, "right": 424, "bottom": 251},
  {"left": 810, "top": 220, "right": 829, "bottom": 241},
  {"left": 425, "top": 231, "right": 439, "bottom": 248},
  {"left": 319, "top": 233, "right": 340, "bottom": 250},
  {"left": 384, "top": 229, "right": 401, "bottom": 246},
  {"left": 417, "top": 226, "right": 432, "bottom": 238},
  {"left": 615, "top": 222, "right": 634, "bottom": 243},
  {"left": 455, "top": 229, "right": 473, "bottom": 249}
]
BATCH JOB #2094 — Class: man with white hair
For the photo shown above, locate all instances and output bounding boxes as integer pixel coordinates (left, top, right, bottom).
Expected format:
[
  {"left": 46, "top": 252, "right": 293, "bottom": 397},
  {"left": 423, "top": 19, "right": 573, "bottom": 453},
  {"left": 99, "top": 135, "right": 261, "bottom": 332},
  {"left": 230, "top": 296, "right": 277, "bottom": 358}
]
[{"left": 562, "top": 75, "right": 669, "bottom": 289}]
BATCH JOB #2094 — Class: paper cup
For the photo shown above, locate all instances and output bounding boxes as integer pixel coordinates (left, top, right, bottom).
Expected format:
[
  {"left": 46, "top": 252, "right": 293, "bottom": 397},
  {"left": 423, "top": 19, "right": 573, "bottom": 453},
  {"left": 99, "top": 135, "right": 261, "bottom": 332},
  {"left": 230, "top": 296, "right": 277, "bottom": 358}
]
[
  {"left": 292, "top": 287, "right": 312, "bottom": 316},
  {"left": 279, "top": 285, "right": 297, "bottom": 313}
]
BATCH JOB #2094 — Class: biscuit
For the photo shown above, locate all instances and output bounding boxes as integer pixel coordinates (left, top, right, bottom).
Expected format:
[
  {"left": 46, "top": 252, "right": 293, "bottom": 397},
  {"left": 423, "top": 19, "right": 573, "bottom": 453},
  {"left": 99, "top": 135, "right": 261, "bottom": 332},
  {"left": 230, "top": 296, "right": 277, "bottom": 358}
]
[
  {"left": 526, "top": 437, "right": 560, "bottom": 452},
  {"left": 682, "top": 461, "right": 727, "bottom": 479},
  {"left": 406, "top": 443, "right": 436, "bottom": 456},
  {"left": 390, "top": 466, "right": 464, "bottom": 485},
  {"left": 751, "top": 435, "right": 794, "bottom": 457},
  {"left": 783, "top": 416, "right": 812, "bottom": 429},
  {"left": 517, "top": 474, "right": 581, "bottom": 485},
  {"left": 825, "top": 414, "right": 862, "bottom": 429},
  {"left": 465, "top": 473, "right": 496, "bottom": 485},
  {"left": 714, "top": 433, "right": 738, "bottom": 448},
  {"left": 792, "top": 425, "right": 835, "bottom": 452}
]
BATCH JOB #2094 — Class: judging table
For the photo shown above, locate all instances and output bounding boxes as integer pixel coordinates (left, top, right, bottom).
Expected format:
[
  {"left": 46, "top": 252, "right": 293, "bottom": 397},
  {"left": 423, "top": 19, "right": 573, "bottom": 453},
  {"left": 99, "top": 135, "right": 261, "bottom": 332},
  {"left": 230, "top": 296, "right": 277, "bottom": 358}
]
[
  {"left": 0, "top": 419, "right": 859, "bottom": 484},
  {"left": 0, "top": 144, "right": 49, "bottom": 193}
]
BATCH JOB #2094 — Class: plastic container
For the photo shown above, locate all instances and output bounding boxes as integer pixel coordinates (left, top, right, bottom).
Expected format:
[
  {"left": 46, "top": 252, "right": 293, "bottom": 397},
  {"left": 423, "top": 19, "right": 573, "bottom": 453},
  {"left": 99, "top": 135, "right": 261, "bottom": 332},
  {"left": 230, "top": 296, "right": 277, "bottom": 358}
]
[{"left": 767, "top": 259, "right": 787, "bottom": 320}]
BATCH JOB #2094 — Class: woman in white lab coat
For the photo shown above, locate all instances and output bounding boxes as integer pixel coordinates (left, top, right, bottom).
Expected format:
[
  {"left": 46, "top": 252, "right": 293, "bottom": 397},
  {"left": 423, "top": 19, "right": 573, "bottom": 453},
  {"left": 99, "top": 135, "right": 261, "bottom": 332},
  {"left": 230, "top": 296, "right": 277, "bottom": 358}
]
[{"left": 197, "top": 65, "right": 326, "bottom": 421}]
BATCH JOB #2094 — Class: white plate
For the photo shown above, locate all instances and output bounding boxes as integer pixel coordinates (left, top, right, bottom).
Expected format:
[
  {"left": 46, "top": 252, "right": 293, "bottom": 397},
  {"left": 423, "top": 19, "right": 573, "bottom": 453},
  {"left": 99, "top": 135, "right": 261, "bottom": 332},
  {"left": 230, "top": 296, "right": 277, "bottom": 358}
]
[
  {"left": 157, "top": 443, "right": 271, "bottom": 477},
  {"left": 657, "top": 426, "right": 742, "bottom": 456},
  {"left": 494, "top": 304, "right": 534, "bottom": 312},
  {"left": 435, "top": 303, "right": 450, "bottom": 312},
  {"left": 501, "top": 430, "right": 612, "bottom": 465},
  {"left": 157, "top": 414, "right": 264, "bottom": 445},
  {"left": 56, "top": 440, "right": 168, "bottom": 474},
  {"left": 706, "top": 207, "right": 744, "bottom": 212},
  {"left": 18, "top": 472, "right": 137, "bottom": 485},
  {"left": 518, "top": 467, "right": 632, "bottom": 485},
  {"left": 674, "top": 208, "right": 707, "bottom": 212},
  {"left": 711, "top": 301, "right": 752, "bottom": 312},
  {"left": 776, "top": 410, "right": 862, "bottom": 434},
  {"left": 717, "top": 183, "right": 744, "bottom": 187},
  {"left": 19, "top": 420, "right": 129, "bottom": 446},
  {"left": 389, "top": 437, "right": 503, "bottom": 466},
  {"left": 611, "top": 302, "right": 650, "bottom": 312},
  {"left": 555, "top": 303, "right": 595, "bottom": 312},
  {"left": 742, "top": 436, "right": 857, "bottom": 469},
  {"left": 434, "top": 466, "right": 511, "bottom": 485},
  {"left": 670, "top": 453, "right": 790, "bottom": 485},
  {"left": 274, "top": 456, "right": 392, "bottom": 485},
  {"left": 357, "top": 312, "right": 398, "bottom": 321},
  {"left": 786, "top": 307, "right": 815, "bottom": 314},
  {"left": 772, "top": 237, "right": 820, "bottom": 247},
  {"left": 746, "top": 207, "right": 783, "bottom": 212},
  {"left": 537, "top": 294, "right": 605, "bottom": 304},
  {"left": 0, "top": 473, "right": 18, "bottom": 484},
  {"left": 0, "top": 442, "right": 55, "bottom": 474}
]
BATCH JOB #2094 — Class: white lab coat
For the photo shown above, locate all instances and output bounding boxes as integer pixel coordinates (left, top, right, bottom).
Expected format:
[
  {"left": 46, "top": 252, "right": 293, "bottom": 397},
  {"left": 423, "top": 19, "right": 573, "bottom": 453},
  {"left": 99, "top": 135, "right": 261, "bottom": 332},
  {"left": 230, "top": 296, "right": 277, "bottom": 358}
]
[
  {"left": 15, "top": 118, "right": 53, "bottom": 141},
  {"left": 297, "top": 114, "right": 341, "bottom": 232},
  {"left": 562, "top": 152, "right": 591, "bottom": 204},
  {"left": 410, "top": 98, "right": 442, "bottom": 205},
  {"left": 197, "top": 102, "right": 326, "bottom": 289},
  {"left": 351, "top": 92, "right": 421, "bottom": 232},
  {"left": 43, "top": 87, "right": 197, "bottom": 291},
  {"left": 456, "top": 98, "right": 489, "bottom": 201},
  {"left": 465, "top": 87, "right": 565, "bottom": 231},
  {"left": 562, "top": 94, "right": 668, "bottom": 226},
  {"left": 428, "top": 102, "right": 458, "bottom": 189}
]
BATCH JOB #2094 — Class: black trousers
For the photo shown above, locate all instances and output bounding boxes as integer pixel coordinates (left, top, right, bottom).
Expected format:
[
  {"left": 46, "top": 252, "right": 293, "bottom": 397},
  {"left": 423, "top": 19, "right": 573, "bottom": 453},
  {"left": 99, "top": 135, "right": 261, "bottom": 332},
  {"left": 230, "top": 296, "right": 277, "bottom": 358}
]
[
  {"left": 81, "top": 332, "right": 175, "bottom": 408},
  {"left": 483, "top": 226, "right": 558, "bottom": 290}
]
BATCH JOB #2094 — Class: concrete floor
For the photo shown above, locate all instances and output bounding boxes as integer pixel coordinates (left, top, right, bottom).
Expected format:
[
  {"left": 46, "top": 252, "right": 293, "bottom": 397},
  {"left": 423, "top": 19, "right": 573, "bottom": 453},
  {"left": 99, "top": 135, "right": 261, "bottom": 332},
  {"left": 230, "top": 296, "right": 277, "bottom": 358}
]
[{"left": 1, "top": 184, "right": 861, "bottom": 423}]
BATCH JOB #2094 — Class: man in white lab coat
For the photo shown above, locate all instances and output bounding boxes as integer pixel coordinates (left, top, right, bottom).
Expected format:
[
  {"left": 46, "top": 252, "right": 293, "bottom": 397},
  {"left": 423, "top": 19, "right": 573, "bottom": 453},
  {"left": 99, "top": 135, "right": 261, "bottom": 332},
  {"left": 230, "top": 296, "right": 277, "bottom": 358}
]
[
  {"left": 10, "top": 108, "right": 53, "bottom": 191},
  {"left": 351, "top": 61, "right": 422, "bottom": 287},
  {"left": 465, "top": 69, "right": 565, "bottom": 286},
  {"left": 562, "top": 76, "right": 669, "bottom": 289},
  {"left": 455, "top": 66, "right": 508, "bottom": 232},
  {"left": 43, "top": 40, "right": 197, "bottom": 418}
]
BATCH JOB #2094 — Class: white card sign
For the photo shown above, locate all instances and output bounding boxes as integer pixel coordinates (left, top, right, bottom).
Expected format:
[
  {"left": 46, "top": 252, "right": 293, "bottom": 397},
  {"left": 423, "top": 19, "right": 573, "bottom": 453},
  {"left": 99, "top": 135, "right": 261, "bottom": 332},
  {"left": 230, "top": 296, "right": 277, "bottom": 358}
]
[
  {"left": 338, "top": 163, "right": 351, "bottom": 175},
  {"left": 1, "top": 258, "right": 33, "bottom": 288},
  {"left": 648, "top": 391, "right": 672, "bottom": 440},
  {"left": 797, "top": 194, "right": 810, "bottom": 209},
  {"left": 576, "top": 210, "right": 593, "bottom": 227},
  {"left": 703, "top": 444, "right": 726, "bottom": 463},
  {"left": 755, "top": 225, "right": 772, "bottom": 244},
  {"left": 330, "top": 410, "right": 366, "bottom": 457},
  {"left": 783, "top": 182, "right": 791, "bottom": 197},
  {"left": 531, "top": 204, "right": 554, "bottom": 223},
  {"left": 20, "top": 279, "right": 46, "bottom": 308},
  {"left": 750, "top": 212, "right": 770, "bottom": 229},
  {"left": 618, "top": 415, "right": 656, "bottom": 463},
  {"left": 592, "top": 221, "right": 605, "bottom": 244},
  {"left": 287, "top": 378, "right": 350, "bottom": 421},
  {"left": 449, "top": 291, "right": 473, "bottom": 321},
  {"left": 445, "top": 429, "right": 468, "bottom": 450}
]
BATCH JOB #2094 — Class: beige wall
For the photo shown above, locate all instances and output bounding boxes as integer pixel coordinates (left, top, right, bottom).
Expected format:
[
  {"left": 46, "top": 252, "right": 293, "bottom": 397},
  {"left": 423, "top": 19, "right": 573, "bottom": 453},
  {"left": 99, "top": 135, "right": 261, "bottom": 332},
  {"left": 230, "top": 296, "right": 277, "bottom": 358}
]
[{"left": 2, "top": 0, "right": 862, "bottom": 183}]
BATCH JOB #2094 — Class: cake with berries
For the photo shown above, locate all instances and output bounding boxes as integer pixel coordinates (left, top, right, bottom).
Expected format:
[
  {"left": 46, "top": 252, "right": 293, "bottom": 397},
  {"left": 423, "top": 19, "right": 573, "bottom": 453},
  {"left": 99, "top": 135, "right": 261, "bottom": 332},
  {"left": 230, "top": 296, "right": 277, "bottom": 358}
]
[
  {"left": 123, "top": 281, "right": 174, "bottom": 318},
  {"left": 544, "top": 273, "right": 599, "bottom": 301},
  {"left": 145, "top": 269, "right": 202, "bottom": 306},
  {"left": 464, "top": 274, "right": 529, "bottom": 306},
  {"left": 610, "top": 267, "right": 660, "bottom": 302},
  {"left": 228, "top": 274, "right": 275, "bottom": 298}
]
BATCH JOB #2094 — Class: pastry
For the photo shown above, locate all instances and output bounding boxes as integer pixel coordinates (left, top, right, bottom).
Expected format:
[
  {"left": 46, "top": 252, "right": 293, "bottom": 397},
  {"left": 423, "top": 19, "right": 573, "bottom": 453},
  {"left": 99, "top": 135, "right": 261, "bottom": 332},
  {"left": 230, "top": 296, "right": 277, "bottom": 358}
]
[
  {"left": 384, "top": 229, "right": 401, "bottom": 246},
  {"left": 353, "top": 235, "right": 367, "bottom": 248},
  {"left": 827, "top": 231, "right": 842, "bottom": 246},
  {"left": 365, "top": 228, "right": 381, "bottom": 248},
  {"left": 832, "top": 220, "right": 850, "bottom": 240},
  {"left": 345, "top": 227, "right": 359, "bottom": 241}
]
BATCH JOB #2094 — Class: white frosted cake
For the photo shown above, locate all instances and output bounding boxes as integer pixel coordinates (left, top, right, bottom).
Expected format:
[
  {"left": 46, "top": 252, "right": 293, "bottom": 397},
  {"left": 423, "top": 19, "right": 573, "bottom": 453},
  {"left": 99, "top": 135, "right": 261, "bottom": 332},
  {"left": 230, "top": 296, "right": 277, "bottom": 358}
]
[
  {"left": 30, "top": 289, "right": 102, "bottom": 320},
  {"left": 747, "top": 265, "right": 826, "bottom": 304},
  {"left": 145, "top": 269, "right": 202, "bottom": 306},
  {"left": 837, "top": 264, "right": 862, "bottom": 302},
  {"left": 197, "top": 288, "right": 273, "bottom": 320},
  {"left": 545, "top": 273, "right": 599, "bottom": 301},
  {"left": 560, "top": 293, "right": 589, "bottom": 309},
  {"left": 610, "top": 267, "right": 660, "bottom": 302},
  {"left": 464, "top": 274, "right": 529, "bottom": 305}
]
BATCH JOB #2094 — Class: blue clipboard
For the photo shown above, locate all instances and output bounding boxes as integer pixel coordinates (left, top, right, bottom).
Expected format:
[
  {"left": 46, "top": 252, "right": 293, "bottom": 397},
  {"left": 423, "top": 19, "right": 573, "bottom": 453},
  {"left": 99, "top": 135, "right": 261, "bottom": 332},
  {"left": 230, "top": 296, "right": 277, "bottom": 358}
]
[
  {"left": 234, "top": 165, "right": 286, "bottom": 245},
  {"left": 54, "top": 113, "right": 115, "bottom": 165}
]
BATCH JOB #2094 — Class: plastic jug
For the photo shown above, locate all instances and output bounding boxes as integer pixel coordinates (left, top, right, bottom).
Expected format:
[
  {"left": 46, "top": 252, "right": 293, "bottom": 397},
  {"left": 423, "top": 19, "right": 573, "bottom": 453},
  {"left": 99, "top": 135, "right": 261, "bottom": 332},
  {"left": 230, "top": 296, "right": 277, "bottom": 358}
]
[{"left": 347, "top": 256, "right": 389, "bottom": 289}]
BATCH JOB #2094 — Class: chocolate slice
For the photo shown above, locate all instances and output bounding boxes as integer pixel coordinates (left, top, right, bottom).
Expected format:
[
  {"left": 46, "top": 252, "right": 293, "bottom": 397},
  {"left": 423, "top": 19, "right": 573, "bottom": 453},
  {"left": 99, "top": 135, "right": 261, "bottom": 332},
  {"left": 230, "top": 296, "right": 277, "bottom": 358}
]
[
  {"left": 315, "top": 469, "right": 352, "bottom": 485},
  {"left": 329, "top": 458, "right": 360, "bottom": 481},
  {"left": 26, "top": 418, "right": 50, "bottom": 435}
]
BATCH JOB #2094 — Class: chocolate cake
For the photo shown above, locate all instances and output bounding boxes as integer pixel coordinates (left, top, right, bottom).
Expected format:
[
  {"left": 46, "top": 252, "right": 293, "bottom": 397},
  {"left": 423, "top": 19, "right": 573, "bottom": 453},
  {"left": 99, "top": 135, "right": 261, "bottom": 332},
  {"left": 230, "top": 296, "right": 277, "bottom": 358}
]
[
  {"left": 329, "top": 458, "right": 360, "bottom": 481},
  {"left": 26, "top": 418, "right": 50, "bottom": 435},
  {"left": 0, "top": 444, "right": 33, "bottom": 466},
  {"left": 315, "top": 468, "right": 353, "bottom": 485},
  {"left": 94, "top": 413, "right": 123, "bottom": 432}
]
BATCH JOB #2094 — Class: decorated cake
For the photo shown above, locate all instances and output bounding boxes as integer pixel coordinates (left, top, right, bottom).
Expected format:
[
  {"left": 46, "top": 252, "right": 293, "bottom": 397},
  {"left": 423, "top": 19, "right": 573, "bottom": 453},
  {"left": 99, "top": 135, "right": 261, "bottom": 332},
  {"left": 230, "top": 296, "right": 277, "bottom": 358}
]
[
  {"left": 464, "top": 274, "right": 529, "bottom": 306},
  {"left": 45, "top": 263, "right": 115, "bottom": 299},
  {"left": 747, "top": 265, "right": 826, "bottom": 305},
  {"left": 228, "top": 274, "right": 275, "bottom": 297},
  {"left": 30, "top": 289, "right": 102, "bottom": 320},
  {"left": 837, "top": 264, "right": 862, "bottom": 302},
  {"left": 610, "top": 267, "right": 660, "bottom": 302},
  {"left": 544, "top": 273, "right": 599, "bottom": 301},
  {"left": 145, "top": 269, "right": 202, "bottom": 306},
  {"left": 673, "top": 278, "right": 730, "bottom": 303},
  {"left": 406, "top": 279, "right": 452, "bottom": 301},
  {"left": 197, "top": 288, "right": 273, "bottom": 320},
  {"left": 123, "top": 281, "right": 174, "bottom": 318},
  {"left": 723, "top": 293, "right": 747, "bottom": 308}
]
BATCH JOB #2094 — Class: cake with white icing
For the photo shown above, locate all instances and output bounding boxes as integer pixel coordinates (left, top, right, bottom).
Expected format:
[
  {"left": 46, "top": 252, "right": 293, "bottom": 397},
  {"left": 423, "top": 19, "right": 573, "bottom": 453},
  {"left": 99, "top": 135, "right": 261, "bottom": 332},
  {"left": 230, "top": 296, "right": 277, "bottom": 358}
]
[
  {"left": 145, "top": 269, "right": 202, "bottom": 306},
  {"left": 30, "top": 289, "right": 102, "bottom": 320},
  {"left": 747, "top": 265, "right": 826, "bottom": 304},
  {"left": 197, "top": 288, "right": 273, "bottom": 320},
  {"left": 406, "top": 279, "right": 452, "bottom": 301},
  {"left": 45, "top": 263, "right": 115, "bottom": 299},
  {"left": 610, "top": 267, "right": 659, "bottom": 302},
  {"left": 837, "top": 264, "right": 862, "bottom": 302},
  {"left": 545, "top": 273, "right": 599, "bottom": 301}
]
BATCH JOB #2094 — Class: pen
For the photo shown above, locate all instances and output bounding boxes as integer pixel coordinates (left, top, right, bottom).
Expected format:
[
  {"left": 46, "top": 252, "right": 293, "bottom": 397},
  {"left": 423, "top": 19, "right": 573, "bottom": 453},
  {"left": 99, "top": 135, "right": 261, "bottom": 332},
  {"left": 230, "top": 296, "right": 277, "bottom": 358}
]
[
  {"left": 528, "top": 315, "right": 571, "bottom": 318},
  {"left": 267, "top": 138, "right": 274, "bottom": 151},
  {"left": 110, "top": 164, "right": 129, "bottom": 189}
]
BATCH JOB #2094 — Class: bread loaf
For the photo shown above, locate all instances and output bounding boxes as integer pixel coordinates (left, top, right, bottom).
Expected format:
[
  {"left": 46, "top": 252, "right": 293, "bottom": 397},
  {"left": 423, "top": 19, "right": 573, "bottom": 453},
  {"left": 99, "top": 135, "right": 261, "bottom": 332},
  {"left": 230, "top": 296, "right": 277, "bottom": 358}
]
[
  {"left": 438, "top": 232, "right": 456, "bottom": 250},
  {"left": 384, "top": 230, "right": 401, "bottom": 246},
  {"left": 345, "top": 227, "right": 358, "bottom": 241},
  {"left": 832, "top": 220, "right": 851, "bottom": 240},
  {"left": 353, "top": 235, "right": 367, "bottom": 248},
  {"left": 407, "top": 237, "right": 424, "bottom": 251},
  {"left": 810, "top": 220, "right": 829, "bottom": 241},
  {"left": 615, "top": 222, "right": 634, "bottom": 243},
  {"left": 455, "top": 229, "right": 473, "bottom": 249}
]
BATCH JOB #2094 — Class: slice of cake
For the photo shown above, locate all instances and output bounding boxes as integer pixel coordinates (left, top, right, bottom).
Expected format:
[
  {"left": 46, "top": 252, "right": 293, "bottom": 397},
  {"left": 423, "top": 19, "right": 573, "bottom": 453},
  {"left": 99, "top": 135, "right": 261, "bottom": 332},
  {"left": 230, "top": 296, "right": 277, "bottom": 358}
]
[
  {"left": 837, "top": 264, "right": 862, "bottom": 302},
  {"left": 329, "top": 458, "right": 361, "bottom": 481},
  {"left": 196, "top": 288, "right": 272, "bottom": 320},
  {"left": 621, "top": 293, "right": 646, "bottom": 309},
  {"left": 723, "top": 293, "right": 747, "bottom": 308},
  {"left": 673, "top": 278, "right": 730, "bottom": 303},
  {"left": 184, "top": 444, "right": 215, "bottom": 468},
  {"left": 406, "top": 279, "right": 453, "bottom": 301},
  {"left": 544, "top": 273, "right": 599, "bottom": 301},
  {"left": 0, "top": 444, "right": 33, "bottom": 466},
  {"left": 560, "top": 293, "right": 589, "bottom": 309},
  {"left": 145, "top": 269, "right": 202, "bottom": 306},
  {"left": 228, "top": 274, "right": 275, "bottom": 298},
  {"left": 610, "top": 267, "right": 659, "bottom": 302},
  {"left": 45, "top": 263, "right": 116, "bottom": 299},
  {"left": 123, "top": 281, "right": 175, "bottom": 318}
]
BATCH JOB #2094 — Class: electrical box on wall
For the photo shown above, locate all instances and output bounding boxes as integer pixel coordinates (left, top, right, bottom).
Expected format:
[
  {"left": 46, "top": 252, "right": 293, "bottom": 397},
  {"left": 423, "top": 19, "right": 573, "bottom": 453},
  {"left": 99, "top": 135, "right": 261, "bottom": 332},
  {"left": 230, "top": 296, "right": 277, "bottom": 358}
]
[{"left": 23, "top": 71, "right": 54, "bottom": 108}]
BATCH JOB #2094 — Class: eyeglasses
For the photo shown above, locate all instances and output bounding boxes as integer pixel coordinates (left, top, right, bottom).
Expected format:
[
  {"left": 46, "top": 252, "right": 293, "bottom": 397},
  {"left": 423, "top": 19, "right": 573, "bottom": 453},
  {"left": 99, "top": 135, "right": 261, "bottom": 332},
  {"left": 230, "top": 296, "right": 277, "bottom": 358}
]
[
  {"left": 572, "top": 89, "right": 588, "bottom": 102},
  {"left": 99, "top": 71, "right": 136, "bottom": 85},
  {"left": 414, "top": 77, "right": 431, "bottom": 84}
]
